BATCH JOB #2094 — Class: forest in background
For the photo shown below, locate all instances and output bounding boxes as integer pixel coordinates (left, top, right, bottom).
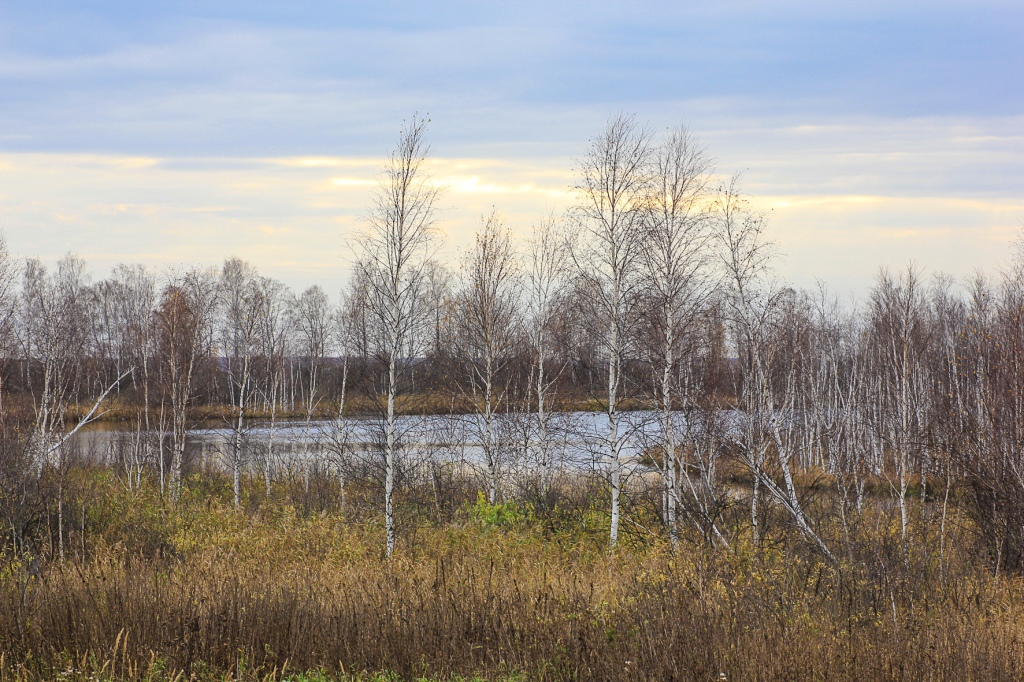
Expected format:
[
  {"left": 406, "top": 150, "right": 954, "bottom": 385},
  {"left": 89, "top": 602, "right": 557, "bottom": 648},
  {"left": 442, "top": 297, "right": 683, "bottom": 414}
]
[{"left": 2, "top": 115, "right": 1024, "bottom": 680}]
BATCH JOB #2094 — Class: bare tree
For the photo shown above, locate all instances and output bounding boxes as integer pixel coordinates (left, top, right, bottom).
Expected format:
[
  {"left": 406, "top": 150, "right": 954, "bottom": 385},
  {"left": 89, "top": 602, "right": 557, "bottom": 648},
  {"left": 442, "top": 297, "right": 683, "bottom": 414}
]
[
  {"left": 423, "top": 261, "right": 454, "bottom": 361},
  {"left": 924, "top": 273, "right": 966, "bottom": 572},
  {"left": 18, "top": 257, "right": 124, "bottom": 465},
  {"left": 716, "top": 179, "right": 834, "bottom": 561},
  {"left": 801, "top": 284, "right": 866, "bottom": 558},
  {"left": 155, "top": 268, "right": 219, "bottom": 501},
  {"left": 355, "top": 115, "right": 441, "bottom": 556},
  {"left": 639, "top": 124, "right": 717, "bottom": 548},
  {"left": 107, "top": 264, "right": 158, "bottom": 489},
  {"left": 291, "top": 285, "right": 332, "bottom": 421},
  {"left": 219, "top": 257, "right": 262, "bottom": 509},
  {"left": 953, "top": 250, "right": 1024, "bottom": 573},
  {"left": 254, "top": 276, "right": 292, "bottom": 496},
  {"left": 323, "top": 280, "right": 363, "bottom": 513},
  {"left": 570, "top": 113, "right": 653, "bottom": 547},
  {"left": 0, "top": 235, "right": 20, "bottom": 416},
  {"left": 20, "top": 257, "right": 81, "bottom": 464},
  {"left": 0, "top": 235, "right": 16, "bottom": 322},
  {"left": 18, "top": 255, "right": 129, "bottom": 558},
  {"left": 457, "top": 210, "right": 522, "bottom": 504},
  {"left": 866, "top": 265, "right": 930, "bottom": 544},
  {"left": 524, "top": 216, "right": 567, "bottom": 500}
]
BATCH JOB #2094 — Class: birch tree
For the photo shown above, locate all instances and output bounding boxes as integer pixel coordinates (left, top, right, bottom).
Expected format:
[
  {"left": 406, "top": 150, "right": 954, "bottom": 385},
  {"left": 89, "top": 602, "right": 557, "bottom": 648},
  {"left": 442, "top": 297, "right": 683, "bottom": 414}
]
[
  {"left": 19, "top": 257, "right": 99, "bottom": 465},
  {"left": 570, "top": 113, "right": 653, "bottom": 548},
  {"left": 639, "top": 124, "right": 716, "bottom": 548},
  {"left": 801, "top": 285, "right": 867, "bottom": 556},
  {"left": 524, "top": 217, "right": 566, "bottom": 500},
  {"left": 155, "top": 268, "right": 219, "bottom": 501},
  {"left": 219, "top": 257, "right": 261, "bottom": 509},
  {"left": 457, "top": 210, "right": 522, "bottom": 504},
  {"left": 291, "top": 285, "right": 331, "bottom": 421},
  {"left": 108, "top": 264, "right": 157, "bottom": 489},
  {"left": 954, "top": 250, "right": 1024, "bottom": 572},
  {"left": 867, "top": 265, "right": 930, "bottom": 543},
  {"left": 717, "top": 179, "right": 834, "bottom": 561},
  {"left": 355, "top": 115, "right": 441, "bottom": 556},
  {"left": 0, "top": 235, "right": 17, "bottom": 416},
  {"left": 255, "top": 276, "right": 291, "bottom": 495},
  {"left": 325, "top": 280, "right": 362, "bottom": 513},
  {"left": 18, "top": 255, "right": 129, "bottom": 558},
  {"left": 423, "top": 261, "right": 454, "bottom": 361},
  {"left": 19, "top": 257, "right": 89, "bottom": 562}
]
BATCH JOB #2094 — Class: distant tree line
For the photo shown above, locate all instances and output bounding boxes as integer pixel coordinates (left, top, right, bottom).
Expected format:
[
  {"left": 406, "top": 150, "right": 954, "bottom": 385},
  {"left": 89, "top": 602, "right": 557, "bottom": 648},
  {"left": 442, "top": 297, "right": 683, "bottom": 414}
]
[{"left": 1, "top": 114, "right": 1024, "bottom": 571}]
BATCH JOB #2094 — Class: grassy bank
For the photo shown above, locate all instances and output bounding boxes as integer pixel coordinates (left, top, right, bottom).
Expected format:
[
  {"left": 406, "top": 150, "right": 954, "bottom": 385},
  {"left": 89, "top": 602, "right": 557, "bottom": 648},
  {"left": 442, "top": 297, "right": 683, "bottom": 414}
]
[{"left": 63, "top": 392, "right": 669, "bottom": 429}]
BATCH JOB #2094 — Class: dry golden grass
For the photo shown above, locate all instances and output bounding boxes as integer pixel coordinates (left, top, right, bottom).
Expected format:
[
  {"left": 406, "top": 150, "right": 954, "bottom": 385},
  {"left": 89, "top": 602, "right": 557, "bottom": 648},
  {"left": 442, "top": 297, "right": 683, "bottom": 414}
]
[{"left": 1, "top": 472, "right": 1023, "bottom": 681}]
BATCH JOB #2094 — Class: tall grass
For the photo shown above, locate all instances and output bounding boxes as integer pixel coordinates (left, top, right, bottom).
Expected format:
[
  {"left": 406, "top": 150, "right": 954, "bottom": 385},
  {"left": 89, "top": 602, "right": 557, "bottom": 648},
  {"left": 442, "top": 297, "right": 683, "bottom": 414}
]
[{"left": 1, "top": 471, "right": 1023, "bottom": 681}]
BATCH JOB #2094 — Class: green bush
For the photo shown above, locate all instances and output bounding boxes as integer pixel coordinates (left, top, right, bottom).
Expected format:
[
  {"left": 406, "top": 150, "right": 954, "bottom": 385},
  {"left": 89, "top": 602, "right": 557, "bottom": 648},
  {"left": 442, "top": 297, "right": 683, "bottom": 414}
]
[{"left": 467, "top": 492, "right": 525, "bottom": 530}]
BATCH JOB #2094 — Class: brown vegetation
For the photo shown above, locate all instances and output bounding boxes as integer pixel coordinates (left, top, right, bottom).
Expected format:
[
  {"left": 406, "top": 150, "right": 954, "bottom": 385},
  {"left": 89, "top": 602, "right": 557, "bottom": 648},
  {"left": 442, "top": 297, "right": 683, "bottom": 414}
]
[{"left": 1, "top": 467, "right": 1023, "bottom": 681}]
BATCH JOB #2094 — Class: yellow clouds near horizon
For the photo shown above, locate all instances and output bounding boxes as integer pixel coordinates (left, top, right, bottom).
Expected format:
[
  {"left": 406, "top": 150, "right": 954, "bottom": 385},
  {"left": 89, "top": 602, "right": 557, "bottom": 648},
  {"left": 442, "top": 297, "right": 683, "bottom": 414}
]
[
  {"left": 0, "top": 151, "right": 1017, "bottom": 298},
  {"left": 0, "top": 152, "right": 575, "bottom": 293},
  {"left": 751, "top": 193, "right": 1023, "bottom": 294}
]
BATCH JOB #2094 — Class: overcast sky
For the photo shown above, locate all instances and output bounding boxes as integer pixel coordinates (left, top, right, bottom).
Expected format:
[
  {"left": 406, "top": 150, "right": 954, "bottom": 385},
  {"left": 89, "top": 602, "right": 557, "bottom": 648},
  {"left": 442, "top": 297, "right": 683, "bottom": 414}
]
[{"left": 1, "top": 1, "right": 1021, "bottom": 297}]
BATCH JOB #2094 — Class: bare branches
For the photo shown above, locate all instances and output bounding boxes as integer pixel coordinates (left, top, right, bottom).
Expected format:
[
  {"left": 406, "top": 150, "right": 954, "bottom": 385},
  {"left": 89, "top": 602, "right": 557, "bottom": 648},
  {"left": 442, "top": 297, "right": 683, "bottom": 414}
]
[
  {"left": 456, "top": 210, "right": 522, "bottom": 504},
  {"left": 354, "top": 114, "right": 441, "bottom": 557},
  {"left": 156, "top": 267, "right": 219, "bottom": 500},
  {"left": 640, "top": 125, "right": 719, "bottom": 549},
  {"left": 359, "top": 114, "right": 441, "bottom": 362},
  {"left": 570, "top": 113, "right": 654, "bottom": 548}
]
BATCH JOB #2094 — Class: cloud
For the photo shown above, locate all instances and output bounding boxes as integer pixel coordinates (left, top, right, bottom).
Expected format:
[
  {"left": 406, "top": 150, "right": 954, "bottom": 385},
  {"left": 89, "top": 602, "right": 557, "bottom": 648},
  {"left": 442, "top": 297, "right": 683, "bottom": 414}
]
[
  {"left": 0, "top": 152, "right": 573, "bottom": 292},
  {"left": 0, "top": 2, "right": 1019, "bottom": 299},
  {"left": 330, "top": 178, "right": 375, "bottom": 188},
  {"left": 0, "top": 148, "right": 1018, "bottom": 300},
  {"left": 1, "top": 2, "right": 1020, "bottom": 157}
]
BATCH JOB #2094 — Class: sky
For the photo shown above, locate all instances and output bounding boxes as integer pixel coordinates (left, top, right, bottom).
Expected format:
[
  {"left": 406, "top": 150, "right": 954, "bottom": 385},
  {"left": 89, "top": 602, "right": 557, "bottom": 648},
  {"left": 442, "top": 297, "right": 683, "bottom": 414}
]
[{"left": 0, "top": 1, "right": 1021, "bottom": 298}]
